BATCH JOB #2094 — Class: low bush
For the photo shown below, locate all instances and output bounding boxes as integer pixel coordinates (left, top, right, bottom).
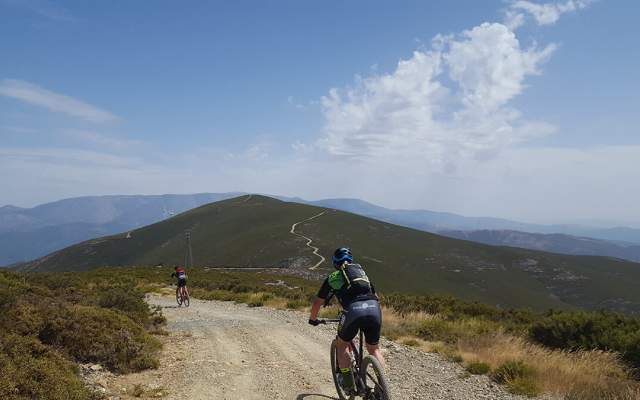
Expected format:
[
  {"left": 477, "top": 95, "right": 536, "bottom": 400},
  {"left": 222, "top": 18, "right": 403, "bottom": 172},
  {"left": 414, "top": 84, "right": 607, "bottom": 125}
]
[
  {"left": 492, "top": 360, "right": 535, "bottom": 384},
  {"left": 37, "top": 304, "right": 161, "bottom": 373},
  {"left": 286, "top": 299, "right": 308, "bottom": 309},
  {"left": 465, "top": 361, "right": 490, "bottom": 375},
  {"left": 0, "top": 334, "right": 99, "bottom": 400},
  {"left": 492, "top": 360, "right": 539, "bottom": 396},
  {"left": 95, "top": 285, "right": 151, "bottom": 324},
  {"left": 530, "top": 311, "right": 640, "bottom": 369}
]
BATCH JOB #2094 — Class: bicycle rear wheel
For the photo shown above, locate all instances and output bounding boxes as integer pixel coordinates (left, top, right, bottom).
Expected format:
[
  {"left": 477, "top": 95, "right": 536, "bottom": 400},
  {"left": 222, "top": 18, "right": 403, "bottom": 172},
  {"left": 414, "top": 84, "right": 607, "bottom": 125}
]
[
  {"left": 176, "top": 289, "right": 183, "bottom": 306},
  {"left": 361, "top": 355, "right": 391, "bottom": 400},
  {"left": 330, "top": 340, "right": 355, "bottom": 400}
]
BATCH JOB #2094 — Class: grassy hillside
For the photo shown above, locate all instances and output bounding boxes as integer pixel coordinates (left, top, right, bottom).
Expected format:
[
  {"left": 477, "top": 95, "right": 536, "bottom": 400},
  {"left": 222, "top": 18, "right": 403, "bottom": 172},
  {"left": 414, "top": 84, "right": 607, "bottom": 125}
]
[{"left": 18, "top": 195, "right": 640, "bottom": 314}]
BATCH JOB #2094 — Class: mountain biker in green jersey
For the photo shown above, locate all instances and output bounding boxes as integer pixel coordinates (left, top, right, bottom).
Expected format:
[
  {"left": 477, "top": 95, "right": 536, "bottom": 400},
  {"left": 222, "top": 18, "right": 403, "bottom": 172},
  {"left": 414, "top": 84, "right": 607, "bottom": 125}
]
[{"left": 308, "top": 247, "right": 385, "bottom": 394}]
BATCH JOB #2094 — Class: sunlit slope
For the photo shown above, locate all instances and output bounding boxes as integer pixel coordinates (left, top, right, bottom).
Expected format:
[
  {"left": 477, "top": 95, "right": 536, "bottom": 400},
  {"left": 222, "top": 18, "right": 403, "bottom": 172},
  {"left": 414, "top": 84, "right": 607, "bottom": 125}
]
[
  {"left": 297, "top": 209, "right": 640, "bottom": 312},
  {"left": 19, "top": 195, "right": 640, "bottom": 313},
  {"left": 20, "top": 195, "right": 319, "bottom": 271}
]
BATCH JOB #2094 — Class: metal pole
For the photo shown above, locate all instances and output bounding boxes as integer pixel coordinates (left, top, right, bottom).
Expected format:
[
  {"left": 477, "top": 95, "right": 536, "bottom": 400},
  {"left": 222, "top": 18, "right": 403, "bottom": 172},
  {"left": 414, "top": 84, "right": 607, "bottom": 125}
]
[{"left": 185, "top": 230, "right": 194, "bottom": 268}]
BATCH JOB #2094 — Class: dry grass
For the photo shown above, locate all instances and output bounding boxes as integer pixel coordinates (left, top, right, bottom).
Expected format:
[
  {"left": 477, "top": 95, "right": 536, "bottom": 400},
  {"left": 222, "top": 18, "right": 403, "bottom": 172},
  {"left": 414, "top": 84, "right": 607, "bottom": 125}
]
[
  {"left": 457, "top": 331, "right": 637, "bottom": 397},
  {"left": 375, "top": 306, "right": 638, "bottom": 398}
]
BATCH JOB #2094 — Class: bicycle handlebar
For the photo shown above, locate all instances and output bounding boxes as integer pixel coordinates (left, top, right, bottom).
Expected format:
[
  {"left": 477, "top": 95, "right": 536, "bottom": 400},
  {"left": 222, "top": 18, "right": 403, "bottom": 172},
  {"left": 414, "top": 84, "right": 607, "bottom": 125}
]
[{"left": 317, "top": 319, "right": 341, "bottom": 324}]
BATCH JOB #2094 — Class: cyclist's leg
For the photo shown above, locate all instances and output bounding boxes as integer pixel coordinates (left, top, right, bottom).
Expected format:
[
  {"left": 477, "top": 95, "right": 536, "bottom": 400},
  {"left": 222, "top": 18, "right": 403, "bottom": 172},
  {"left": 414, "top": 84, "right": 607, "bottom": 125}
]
[
  {"left": 335, "top": 337, "right": 352, "bottom": 368},
  {"left": 362, "top": 301, "right": 385, "bottom": 367},
  {"left": 365, "top": 343, "right": 385, "bottom": 368},
  {"left": 337, "top": 309, "right": 359, "bottom": 368}
]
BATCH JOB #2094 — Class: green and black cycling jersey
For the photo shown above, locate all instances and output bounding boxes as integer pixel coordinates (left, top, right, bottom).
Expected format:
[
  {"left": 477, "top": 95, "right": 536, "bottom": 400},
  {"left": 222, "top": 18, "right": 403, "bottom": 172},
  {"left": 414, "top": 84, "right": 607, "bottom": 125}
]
[{"left": 317, "top": 263, "right": 377, "bottom": 308}]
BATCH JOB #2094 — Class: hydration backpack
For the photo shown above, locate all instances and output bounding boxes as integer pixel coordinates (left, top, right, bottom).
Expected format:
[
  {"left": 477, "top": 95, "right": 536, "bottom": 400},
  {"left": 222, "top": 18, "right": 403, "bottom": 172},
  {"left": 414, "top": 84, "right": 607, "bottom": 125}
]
[{"left": 329, "top": 263, "right": 371, "bottom": 296}]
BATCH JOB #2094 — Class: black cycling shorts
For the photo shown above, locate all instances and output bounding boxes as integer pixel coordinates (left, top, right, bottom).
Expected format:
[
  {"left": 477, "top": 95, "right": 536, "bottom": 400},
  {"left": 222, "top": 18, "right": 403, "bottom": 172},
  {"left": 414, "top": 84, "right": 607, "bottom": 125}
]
[
  {"left": 177, "top": 278, "right": 187, "bottom": 287},
  {"left": 338, "top": 300, "right": 382, "bottom": 345}
]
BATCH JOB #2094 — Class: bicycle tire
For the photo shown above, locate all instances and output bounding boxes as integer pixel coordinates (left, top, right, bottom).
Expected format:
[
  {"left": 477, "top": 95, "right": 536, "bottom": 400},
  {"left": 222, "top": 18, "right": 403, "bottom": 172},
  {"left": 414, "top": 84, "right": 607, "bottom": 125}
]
[
  {"left": 183, "top": 290, "right": 190, "bottom": 307},
  {"left": 330, "top": 340, "right": 355, "bottom": 400},
  {"left": 361, "top": 355, "right": 391, "bottom": 400},
  {"left": 176, "top": 290, "right": 183, "bottom": 306}
]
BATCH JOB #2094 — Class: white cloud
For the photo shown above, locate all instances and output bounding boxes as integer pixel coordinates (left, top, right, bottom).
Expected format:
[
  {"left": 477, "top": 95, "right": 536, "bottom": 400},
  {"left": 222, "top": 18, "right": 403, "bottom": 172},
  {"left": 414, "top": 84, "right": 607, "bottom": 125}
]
[
  {"left": 64, "top": 130, "right": 144, "bottom": 150},
  {"left": 508, "top": 0, "right": 593, "bottom": 26},
  {"left": 0, "top": 80, "right": 118, "bottom": 123},
  {"left": 1, "top": 0, "right": 74, "bottom": 21},
  {"left": 320, "top": 22, "right": 555, "bottom": 170}
]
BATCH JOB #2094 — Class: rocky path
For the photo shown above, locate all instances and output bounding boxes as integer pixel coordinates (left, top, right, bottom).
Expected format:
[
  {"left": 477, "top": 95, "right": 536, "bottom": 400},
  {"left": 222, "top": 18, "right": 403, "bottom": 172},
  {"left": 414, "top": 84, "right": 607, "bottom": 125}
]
[{"left": 93, "top": 295, "right": 536, "bottom": 400}]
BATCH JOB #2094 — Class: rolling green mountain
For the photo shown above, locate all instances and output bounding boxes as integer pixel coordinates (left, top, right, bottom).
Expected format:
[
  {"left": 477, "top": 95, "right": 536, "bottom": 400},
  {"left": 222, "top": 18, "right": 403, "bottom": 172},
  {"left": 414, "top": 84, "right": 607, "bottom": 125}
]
[{"left": 17, "top": 195, "right": 640, "bottom": 314}]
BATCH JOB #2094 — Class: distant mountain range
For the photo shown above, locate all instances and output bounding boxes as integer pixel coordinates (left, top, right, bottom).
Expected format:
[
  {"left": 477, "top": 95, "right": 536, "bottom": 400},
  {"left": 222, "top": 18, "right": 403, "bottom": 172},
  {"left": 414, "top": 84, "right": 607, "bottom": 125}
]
[
  {"left": 2, "top": 193, "right": 640, "bottom": 266},
  {"left": 16, "top": 195, "right": 640, "bottom": 314},
  {"left": 440, "top": 230, "right": 640, "bottom": 263},
  {"left": 299, "top": 198, "right": 640, "bottom": 244}
]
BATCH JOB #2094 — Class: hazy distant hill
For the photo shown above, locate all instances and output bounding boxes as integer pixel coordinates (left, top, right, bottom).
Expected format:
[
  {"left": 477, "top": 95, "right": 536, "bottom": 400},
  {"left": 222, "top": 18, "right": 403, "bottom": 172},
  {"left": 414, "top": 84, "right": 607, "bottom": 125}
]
[
  {"left": 17, "top": 195, "right": 640, "bottom": 314},
  {"left": 3, "top": 193, "right": 640, "bottom": 266},
  {"left": 303, "top": 198, "right": 640, "bottom": 243},
  {"left": 0, "top": 193, "right": 242, "bottom": 265},
  {"left": 441, "top": 230, "right": 640, "bottom": 262}
]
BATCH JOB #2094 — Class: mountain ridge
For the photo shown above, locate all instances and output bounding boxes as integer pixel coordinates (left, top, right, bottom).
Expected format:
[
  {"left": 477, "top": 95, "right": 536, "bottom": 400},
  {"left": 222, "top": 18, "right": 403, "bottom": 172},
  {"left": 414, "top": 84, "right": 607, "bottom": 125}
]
[
  {"left": 3, "top": 192, "right": 640, "bottom": 266},
  {"left": 16, "top": 195, "right": 640, "bottom": 315}
]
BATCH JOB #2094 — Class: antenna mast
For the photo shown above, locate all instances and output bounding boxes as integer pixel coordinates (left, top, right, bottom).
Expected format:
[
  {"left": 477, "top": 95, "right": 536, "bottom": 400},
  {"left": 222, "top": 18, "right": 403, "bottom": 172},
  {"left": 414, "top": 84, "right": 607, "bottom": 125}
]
[{"left": 184, "top": 230, "right": 194, "bottom": 268}]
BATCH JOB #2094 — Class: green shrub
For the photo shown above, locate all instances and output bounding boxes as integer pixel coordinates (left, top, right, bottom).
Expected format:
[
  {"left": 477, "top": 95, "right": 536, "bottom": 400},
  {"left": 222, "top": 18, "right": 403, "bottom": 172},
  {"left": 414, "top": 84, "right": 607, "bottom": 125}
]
[
  {"left": 412, "top": 317, "right": 497, "bottom": 343},
  {"left": 491, "top": 360, "right": 539, "bottom": 396},
  {"left": 530, "top": 311, "right": 640, "bottom": 369},
  {"left": 492, "top": 360, "right": 535, "bottom": 384},
  {"left": 466, "top": 361, "right": 490, "bottom": 375},
  {"left": 506, "top": 377, "right": 540, "bottom": 397},
  {"left": 0, "top": 334, "right": 99, "bottom": 400},
  {"left": 286, "top": 299, "right": 307, "bottom": 309},
  {"left": 37, "top": 304, "right": 161, "bottom": 373},
  {"left": 95, "top": 285, "right": 150, "bottom": 323}
]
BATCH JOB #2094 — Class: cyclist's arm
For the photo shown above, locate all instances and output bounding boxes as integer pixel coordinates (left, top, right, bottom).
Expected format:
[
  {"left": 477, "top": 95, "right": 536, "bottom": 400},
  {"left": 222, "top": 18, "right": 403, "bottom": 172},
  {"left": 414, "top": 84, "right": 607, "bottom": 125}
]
[
  {"left": 309, "top": 297, "right": 324, "bottom": 321},
  {"left": 309, "top": 278, "right": 331, "bottom": 321}
]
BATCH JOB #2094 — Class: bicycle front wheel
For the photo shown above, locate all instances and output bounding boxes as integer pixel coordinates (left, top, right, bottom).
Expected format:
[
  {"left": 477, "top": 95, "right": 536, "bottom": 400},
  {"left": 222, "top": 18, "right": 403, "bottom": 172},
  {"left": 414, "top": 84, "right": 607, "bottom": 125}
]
[
  {"left": 361, "top": 355, "right": 391, "bottom": 400},
  {"left": 183, "top": 289, "right": 190, "bottom": 307},
  {"left": 330, "top": 340, "right": 355, "bottom": 400}
]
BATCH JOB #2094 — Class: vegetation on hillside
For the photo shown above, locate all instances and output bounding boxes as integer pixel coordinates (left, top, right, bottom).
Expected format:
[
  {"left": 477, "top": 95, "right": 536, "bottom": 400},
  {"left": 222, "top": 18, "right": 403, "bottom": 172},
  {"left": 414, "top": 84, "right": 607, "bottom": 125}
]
[
  {"left": 0, "top": 270, "right": 165, "bottom": 400},
  {"left": 18, "top": 195, "right": 640, "bottom": 316},
  {"left": 4, "top": 264, "right": 640, "bottom": 398},
  {"left": 114, "top": 265, "right": 639, "bottom": 399}
]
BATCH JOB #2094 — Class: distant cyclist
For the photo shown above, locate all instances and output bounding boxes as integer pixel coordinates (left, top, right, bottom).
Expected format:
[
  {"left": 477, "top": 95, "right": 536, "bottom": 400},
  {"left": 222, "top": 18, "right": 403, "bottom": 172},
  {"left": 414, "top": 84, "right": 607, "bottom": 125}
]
[
  {"left": 171, "top": 265, "right": 189, "bottom": 299},
  {"left": 308, "top": 247, "right": 385, "bottom": 394}
]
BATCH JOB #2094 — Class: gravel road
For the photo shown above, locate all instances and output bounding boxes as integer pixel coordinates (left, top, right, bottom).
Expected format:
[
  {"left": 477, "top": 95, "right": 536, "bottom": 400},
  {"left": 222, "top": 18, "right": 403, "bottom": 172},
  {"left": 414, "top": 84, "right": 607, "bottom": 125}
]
[{"left": 95, "top": 295, "right": 539, "bottom": 400}]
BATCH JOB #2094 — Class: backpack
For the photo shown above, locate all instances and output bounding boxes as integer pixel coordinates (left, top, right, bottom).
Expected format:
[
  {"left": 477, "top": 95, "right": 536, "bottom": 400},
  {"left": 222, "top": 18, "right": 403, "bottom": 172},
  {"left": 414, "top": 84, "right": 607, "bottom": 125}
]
[{"left": 329, "top": 263, "right": 372, "bottom": 297}]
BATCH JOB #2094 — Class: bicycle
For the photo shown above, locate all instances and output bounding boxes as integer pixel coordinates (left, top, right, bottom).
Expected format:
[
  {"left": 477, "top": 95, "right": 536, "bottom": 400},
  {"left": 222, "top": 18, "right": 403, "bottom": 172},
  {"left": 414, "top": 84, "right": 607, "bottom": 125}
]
[
  {"left": 318, "top": 315, "right": 391, "bottom": 400},
  {"left": 176, "top": 284, "right": 190, "bottom": 307}
]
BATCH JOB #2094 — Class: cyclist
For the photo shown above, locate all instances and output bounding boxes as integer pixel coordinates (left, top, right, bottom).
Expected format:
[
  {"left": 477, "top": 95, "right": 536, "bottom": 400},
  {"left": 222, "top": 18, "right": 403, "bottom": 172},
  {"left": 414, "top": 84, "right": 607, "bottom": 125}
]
[
  {"left": 308, "top": 247, "right": 385, "bottom": 394},
  {"left": 171, "top": 265, "right": 188, "bottom": 299}
]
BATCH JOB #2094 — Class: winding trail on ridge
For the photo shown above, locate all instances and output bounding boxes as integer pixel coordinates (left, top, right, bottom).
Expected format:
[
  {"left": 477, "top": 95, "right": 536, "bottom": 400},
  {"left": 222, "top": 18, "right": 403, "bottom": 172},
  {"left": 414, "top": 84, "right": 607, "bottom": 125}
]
[{"left": 290, "top": 211, "right": 327, "bottom": 270}]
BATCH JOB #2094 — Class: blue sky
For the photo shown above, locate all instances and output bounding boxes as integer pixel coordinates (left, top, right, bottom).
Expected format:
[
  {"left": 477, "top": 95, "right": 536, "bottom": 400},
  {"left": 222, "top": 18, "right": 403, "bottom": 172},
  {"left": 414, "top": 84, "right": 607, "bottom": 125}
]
[{"left": 1, "top": 0, "right": 639, "bottom": 226}]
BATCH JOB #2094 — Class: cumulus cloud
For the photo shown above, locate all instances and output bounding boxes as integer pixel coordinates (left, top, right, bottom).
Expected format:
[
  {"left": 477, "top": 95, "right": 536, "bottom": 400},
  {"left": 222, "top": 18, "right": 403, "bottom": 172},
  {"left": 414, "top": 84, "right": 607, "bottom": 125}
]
[
  {"left": 320, "top": 22, "right": 555, "bottom": 170},
  {"left": 507, "top": 0, "right": 594, "bottom": 27},
  {"left": 0, "top": 80, "right": 118, "bottom": 123}
]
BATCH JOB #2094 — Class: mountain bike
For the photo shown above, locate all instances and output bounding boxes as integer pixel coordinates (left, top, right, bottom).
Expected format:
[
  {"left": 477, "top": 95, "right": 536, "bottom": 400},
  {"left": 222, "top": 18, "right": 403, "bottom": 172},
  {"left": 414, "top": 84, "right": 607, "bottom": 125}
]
[
  {"left": 176, "top": 284, "right": 190, "bottom": 307},
  {"left": 318, "top": 316, "right": 391, "bottom": 400}
]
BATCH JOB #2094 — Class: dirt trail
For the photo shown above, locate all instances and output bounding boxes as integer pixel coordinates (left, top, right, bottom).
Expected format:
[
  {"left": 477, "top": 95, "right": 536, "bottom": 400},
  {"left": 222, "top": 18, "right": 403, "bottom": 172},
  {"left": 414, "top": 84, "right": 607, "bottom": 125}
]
[
  {"left": 95, "top": 295, "right": 537, "bottom": 400},
  {"left": 289, "top": 211, "right": 327, "bottom": 270}
]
